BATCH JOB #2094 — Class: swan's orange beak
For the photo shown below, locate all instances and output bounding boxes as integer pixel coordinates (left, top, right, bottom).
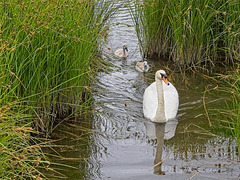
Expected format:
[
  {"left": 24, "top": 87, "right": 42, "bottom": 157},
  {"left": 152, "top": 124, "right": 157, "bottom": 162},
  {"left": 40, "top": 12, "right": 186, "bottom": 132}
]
[{"left": 162, "top": 76, "right": 169, "bottom": 85}]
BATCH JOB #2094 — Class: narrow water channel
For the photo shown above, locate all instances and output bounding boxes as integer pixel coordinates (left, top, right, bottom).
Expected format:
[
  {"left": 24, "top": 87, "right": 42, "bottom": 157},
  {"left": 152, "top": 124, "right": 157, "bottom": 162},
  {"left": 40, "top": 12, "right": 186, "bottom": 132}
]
[{"left": 51, "top": 2, "right": 240, "bottom": 180}]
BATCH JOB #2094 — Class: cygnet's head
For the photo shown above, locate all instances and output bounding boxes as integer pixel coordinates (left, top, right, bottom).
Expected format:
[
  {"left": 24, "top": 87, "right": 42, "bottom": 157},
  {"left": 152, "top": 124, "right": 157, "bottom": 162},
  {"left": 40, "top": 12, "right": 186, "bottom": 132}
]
[
  {"left": 123, "top": 44, "right": 128, "bottom": 51},
  {"left": 143, "top": 61, "right": 148, "bottom": 71},
  {"left": 156, "top": 70, "right": 169, "bottom": 85}
]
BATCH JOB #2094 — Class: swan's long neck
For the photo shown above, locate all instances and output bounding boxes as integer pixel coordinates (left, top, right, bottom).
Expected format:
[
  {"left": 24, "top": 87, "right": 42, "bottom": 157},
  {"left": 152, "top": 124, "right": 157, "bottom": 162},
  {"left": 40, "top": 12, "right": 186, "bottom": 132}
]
[{"left": 153, "top": 76, "right": 167, "bottom": 123}]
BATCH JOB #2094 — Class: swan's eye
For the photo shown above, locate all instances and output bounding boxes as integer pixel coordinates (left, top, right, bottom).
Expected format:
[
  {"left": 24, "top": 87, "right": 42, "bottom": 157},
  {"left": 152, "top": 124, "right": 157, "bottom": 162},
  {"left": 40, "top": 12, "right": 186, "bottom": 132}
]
[{"left": 160, "top": 73, "right": 167, "bottom": 79}]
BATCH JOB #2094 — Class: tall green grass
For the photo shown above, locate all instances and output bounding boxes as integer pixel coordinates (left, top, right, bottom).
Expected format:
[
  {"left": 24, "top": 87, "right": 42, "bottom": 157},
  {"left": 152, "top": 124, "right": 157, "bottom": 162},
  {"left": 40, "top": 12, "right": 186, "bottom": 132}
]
[
  {"left": 0, "top": 0, "right": 116, "bottom": 137},
  {"left": 0, "top": 93, "right": 76, "bottom": 179},
  {"left": 130, "top": 0, "right": 240, "bottom": 70},
  {"left": 218, "top": 68, "right": 240, "bottom": 156},
  {"left": 0, "top": 100, "right": 50, "bottom": 179},
  {"left": 204, "top": 66, "right": 240, "bottom": 158}
]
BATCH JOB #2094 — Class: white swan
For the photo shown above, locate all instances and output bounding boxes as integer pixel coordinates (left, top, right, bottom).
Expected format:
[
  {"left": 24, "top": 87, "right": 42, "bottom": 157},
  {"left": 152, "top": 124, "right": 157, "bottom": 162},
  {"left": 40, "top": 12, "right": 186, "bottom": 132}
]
[
  {"left": 143, "top": 70, "right": 179, "bottom": 123},
  {"left": 135, "top": 61, "right": 150, "bottom": 72},
  {"left": 114, "top": 44, "right": 128, "bottom": 58}
]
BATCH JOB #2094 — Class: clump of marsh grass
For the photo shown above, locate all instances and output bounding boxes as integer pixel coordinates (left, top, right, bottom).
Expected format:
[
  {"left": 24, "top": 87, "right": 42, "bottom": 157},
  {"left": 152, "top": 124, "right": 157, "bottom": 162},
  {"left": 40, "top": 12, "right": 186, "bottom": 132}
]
[
  {"left": 130, "top": 0, "right": 240, "bottom": 70},
  {"left": 218, "top": 67, "right": 240, "bottom": 156},
  {"left": 0, "top": 100, "right": 50, "bottom": 179},
  {"left": 130, "top": 0, "right": 172, "bottom": 59},
  {"left": 0, "top": 99, "right": 76, "bottom": 179},
  {"left": 204, "top": 65, "right": 240, "bottom": 158},
  {"left": 0, "top": 0, "right": 116, "bottom": 137}
]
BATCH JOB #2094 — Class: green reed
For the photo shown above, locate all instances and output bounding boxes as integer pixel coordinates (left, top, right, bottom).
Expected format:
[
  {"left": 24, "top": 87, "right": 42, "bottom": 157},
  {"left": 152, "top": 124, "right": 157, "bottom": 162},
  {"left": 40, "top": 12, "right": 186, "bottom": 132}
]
[
  {"left": 0, "top": 100, "right": 50, "bottom": 179},
  {"left": 130, "top": 0, "right": 171, "bottom": 59},
  {"left": 0, "top": 0, "right": 115, "bottom": 137},
  {"left": 229, "top": 95, "right": 240, "bottom": 156},
  {"left": 205, "top": 66, "right": 240, "bottom": 157},
  {"left": 0, "top": 96, "right": 77, "bottom": 179},
  {"left": 219, "top": 0, "right": 240, "bottom": 64},
  {"left": 131, "top": 0, "right": 240, "bottom": 70},
  {"left": 221, "top": 68, "right": 240, "bottom": 156}
]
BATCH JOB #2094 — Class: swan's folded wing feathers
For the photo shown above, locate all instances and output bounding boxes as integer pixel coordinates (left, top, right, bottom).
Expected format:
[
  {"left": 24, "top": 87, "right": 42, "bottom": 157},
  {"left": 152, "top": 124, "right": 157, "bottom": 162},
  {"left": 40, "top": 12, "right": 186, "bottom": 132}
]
[
  {"left": 163, "top": 82, "right": 179, "bottom": 120},
  {"left": 143, "top": 82, "right": 158, "bottom": 120}
]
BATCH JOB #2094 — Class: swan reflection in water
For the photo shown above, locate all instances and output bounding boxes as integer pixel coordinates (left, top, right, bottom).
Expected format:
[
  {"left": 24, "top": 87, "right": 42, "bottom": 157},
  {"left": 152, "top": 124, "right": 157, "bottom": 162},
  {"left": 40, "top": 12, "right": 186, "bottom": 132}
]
[{"left": 144, "top": 119, "right": 178, "bottom": 175}]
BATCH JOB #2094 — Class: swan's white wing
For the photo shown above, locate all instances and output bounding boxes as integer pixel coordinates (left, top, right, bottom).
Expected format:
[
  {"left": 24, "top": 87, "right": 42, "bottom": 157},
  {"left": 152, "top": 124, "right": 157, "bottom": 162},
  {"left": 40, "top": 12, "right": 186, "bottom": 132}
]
[
  {"left": 143, "top": 82, "right": 158, "bottom": 120},
  {"left": 163, "top": 82, "right": 179, "bottom": 120},
  {"left": 143, "top": 81, "right": 179, "bottom": 121}
]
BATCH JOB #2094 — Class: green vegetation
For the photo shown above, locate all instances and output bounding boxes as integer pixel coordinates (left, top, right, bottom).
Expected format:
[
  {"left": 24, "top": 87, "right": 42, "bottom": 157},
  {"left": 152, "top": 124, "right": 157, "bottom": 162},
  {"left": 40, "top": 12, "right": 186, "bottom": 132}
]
[
  {"left": 0, "top": 0, "right": 116, "bottom": 178},
  {"left": 0, "top": 0, "right": 115, "bottom": 137},
  {"left": 213, "top": 68, "right": 240, "bottom": 156},
  {"left": 0, "top": 99, "right": 50, "bottom": 179},
  {"left": 130, "top": 0, "right": 240, "bottom": 70}
]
